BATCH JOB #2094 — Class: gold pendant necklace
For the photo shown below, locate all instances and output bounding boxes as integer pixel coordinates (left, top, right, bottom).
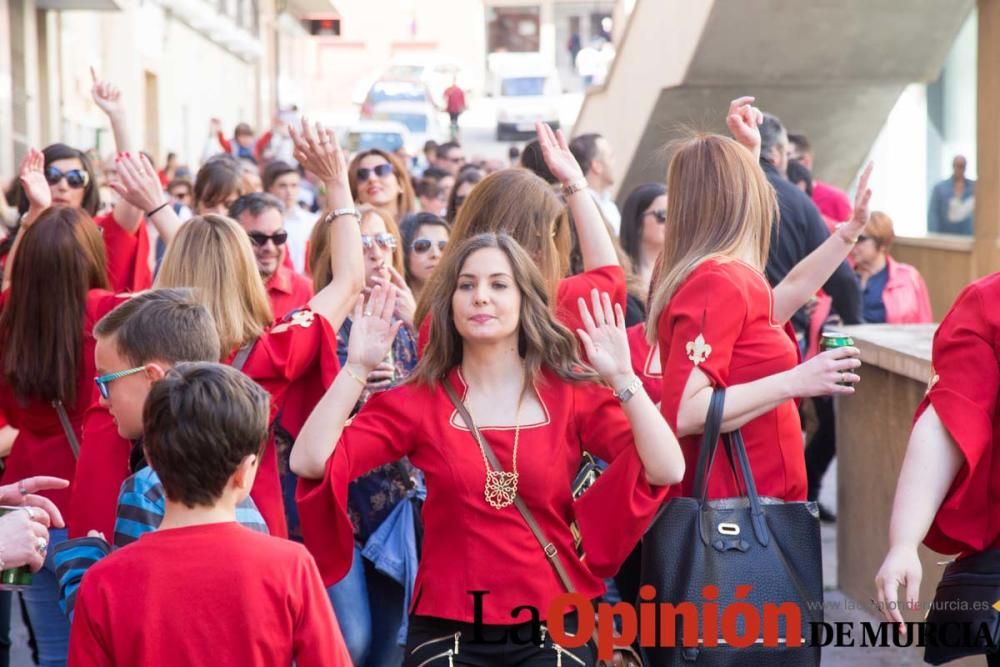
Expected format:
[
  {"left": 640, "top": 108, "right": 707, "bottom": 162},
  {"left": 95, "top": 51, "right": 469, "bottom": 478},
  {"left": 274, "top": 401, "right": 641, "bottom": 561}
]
[{"left": 463, "top": 386, "right": 523, "bottom": 510}]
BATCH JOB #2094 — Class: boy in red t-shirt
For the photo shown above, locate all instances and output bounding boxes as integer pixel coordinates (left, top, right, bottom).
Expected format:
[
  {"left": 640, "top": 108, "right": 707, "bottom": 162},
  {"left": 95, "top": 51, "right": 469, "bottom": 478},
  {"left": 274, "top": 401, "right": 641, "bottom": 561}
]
[{"left": 68, "top": 363, "right": 350, "bottom": 667}]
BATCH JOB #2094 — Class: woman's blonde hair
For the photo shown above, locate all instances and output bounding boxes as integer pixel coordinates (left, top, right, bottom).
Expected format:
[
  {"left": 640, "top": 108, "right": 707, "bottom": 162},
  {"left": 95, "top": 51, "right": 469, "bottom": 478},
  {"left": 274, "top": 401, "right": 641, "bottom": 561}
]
[
  {"left": 865, "top": 211, "right": 894, "bottom": 250},
  {"left": 414, "top": 169, "right": 570, "bottom": 326},
  {"left": 309, "top": 205, "right": 404, "bottom": 292},
  {"left": 410, "top": 232, "right": 595, "bottom": 389},
  {"left": 347, "top": 149, "right": 415, "bottom": 221},
  {"left": 155, "top": 214, "right": 273, "bottom": 356},
  {"left": 645, "top": 134, "right": 776, "bottom": 342}
]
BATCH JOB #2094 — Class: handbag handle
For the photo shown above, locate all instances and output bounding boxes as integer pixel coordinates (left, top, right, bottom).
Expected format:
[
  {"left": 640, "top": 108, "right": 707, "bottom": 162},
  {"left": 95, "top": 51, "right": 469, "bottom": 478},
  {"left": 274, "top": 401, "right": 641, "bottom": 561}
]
[{"left": 693, "top": 387, "right": 770, "bottom": 547}]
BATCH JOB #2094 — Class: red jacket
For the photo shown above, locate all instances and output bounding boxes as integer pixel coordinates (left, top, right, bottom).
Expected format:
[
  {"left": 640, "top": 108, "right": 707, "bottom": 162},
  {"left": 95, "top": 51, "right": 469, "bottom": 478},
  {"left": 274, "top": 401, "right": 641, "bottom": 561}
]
[
  {"left": 916, "top": 272, "right": 1000, "bottom": 554},
  {"left": 806, "top": 256, "right": 933, "bottom": 358},
  {"left": 266, "top": 264, "right": 314, "bottom": 323}
]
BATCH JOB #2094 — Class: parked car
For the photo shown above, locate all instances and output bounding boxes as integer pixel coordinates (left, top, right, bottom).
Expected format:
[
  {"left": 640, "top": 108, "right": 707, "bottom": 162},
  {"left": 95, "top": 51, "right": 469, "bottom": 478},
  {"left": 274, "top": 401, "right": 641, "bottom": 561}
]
[
  {"left": 369, "top": 100, "right": 447, "bottom": 150},
  {"left": 383, "top": 57, "right": 478, "bottom": 101},
  {"left": 360, "top": 80, "right": 430, "bottom": 117},
  {"left": 493, "top": 66, "right": 561, "bottom": 141},
  {"left": 342, "top": 120, "right": 411, "bottom": 156}
]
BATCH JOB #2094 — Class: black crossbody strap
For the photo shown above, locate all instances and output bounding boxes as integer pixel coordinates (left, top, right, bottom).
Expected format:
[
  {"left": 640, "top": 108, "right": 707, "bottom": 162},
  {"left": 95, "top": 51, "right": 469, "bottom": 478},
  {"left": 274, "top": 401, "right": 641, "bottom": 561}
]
[{"left": 52, "top": 400, "right": 80, "bottom": 460}]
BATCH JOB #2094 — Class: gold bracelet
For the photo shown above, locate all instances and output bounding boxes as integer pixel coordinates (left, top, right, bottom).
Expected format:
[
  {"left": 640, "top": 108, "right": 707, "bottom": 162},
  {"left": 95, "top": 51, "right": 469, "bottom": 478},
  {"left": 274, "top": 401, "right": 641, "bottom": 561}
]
[
  {"left": 561, "top": 179, "right": 588, "bottom": 197},
  {"left": 344, "top": 366, "right": 367, "bottom": 387}
]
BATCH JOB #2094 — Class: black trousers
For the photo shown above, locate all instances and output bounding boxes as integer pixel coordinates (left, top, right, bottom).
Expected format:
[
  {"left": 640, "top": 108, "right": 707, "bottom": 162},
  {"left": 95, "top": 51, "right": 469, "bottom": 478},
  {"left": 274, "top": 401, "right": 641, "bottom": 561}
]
[
  {"left": 988, "top": 648, "right": 1000, "bottom": 667},
  {"left": 805, "top": 396, "right": 836, "bottom": 501},
  {"left": 404, "top": 614, "right": 594, "bottom": 666}
]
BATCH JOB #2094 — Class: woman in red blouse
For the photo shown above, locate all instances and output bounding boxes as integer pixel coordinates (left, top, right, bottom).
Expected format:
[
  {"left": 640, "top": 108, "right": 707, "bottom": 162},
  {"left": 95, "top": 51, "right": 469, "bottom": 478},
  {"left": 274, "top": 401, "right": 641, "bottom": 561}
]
[
  {"left": 0, "top": 206, "right": 124, "bottom": 665},
  {"left": 647, "top": 97, "right": 869, "bottom": 503},
  {"left": 415, "top": 122, "right": 626, "bottom": 351},
  {"left": 292, "top": 233, "right": 685, "bottom": 665},
  {"left": 875, "top": 274, "right": 1000, "bottom": 657}
]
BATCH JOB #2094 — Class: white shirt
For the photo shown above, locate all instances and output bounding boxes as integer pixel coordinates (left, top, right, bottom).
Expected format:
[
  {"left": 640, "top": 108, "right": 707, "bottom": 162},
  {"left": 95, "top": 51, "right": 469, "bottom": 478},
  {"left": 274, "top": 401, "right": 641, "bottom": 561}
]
[
  {"left": 589, "top": 188, "right": 621, "bottom": 235},
  {"left": 284, "top": 205, "right": 318, "bottom": 274}
]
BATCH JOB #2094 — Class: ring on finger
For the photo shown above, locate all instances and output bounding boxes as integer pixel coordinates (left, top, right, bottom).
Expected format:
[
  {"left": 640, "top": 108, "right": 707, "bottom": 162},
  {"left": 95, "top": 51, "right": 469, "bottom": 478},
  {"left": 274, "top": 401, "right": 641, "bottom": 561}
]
[
  {"left": 20, "top": 507, "right": 34, "bottom": 520},
  {"left": 17, "top": 481, "right": 27, "bottom": 497},
  {"left": 35, "top": 537, "right": 47, "bottom": 555}
]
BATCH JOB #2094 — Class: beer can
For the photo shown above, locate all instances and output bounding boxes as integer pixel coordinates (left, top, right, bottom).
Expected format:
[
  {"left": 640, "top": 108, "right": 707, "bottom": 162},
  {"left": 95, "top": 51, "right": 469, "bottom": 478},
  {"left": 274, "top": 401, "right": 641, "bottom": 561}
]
[
  {"left": 0, "top": 507, "right": 33, "bottom": 591},
  {"left": 821, "top": 332, "right": 856, "bottom": 386}
]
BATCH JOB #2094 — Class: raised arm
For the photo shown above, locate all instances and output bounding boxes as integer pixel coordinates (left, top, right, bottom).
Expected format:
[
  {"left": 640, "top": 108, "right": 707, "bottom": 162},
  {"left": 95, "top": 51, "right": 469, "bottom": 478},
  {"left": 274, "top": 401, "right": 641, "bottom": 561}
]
[
  {"left": 536, "top": 121, "right": 619, "bottom": 270},
  {"left": 291, "top": 119, "right": 365, "bottom": 331},
  {"left": 576, "top": 290, "right": 683, "bottom": 486},
  {"left": 290, "top": 285, "right": 400, "bottom": 479},
  {"left": 90, "top": 68, "right": 142, "bottom": 233},
  {"left": 772, "top": 163, "right": 872, "bottom": 324},
  {"left": 4, "top": 149, "right": 50, "bottom": 290},
  {"left": 108, "top": 152, "right": 181, "bottom": 247},
  {"left": 725, "top": 96, "right": 763, "bottom": 162}
]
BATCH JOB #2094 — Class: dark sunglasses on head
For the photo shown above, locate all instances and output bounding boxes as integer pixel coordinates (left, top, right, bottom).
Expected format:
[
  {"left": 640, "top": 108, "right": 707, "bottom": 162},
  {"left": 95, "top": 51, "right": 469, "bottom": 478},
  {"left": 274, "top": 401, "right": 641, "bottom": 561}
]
[
  {"left": 356, "top": 163, "right": 394, "bottom": 182},
  {"left": 361, "top": 233, "right": 397, "bottom": 250},
  {"left": 45, "top": 166, "right": 89, "bottom": 189},
  {"left": 247, "top": 230, "right": 288, "bottom": 247},
  {"left": 645, "top": 209, "right": 667, "bottom": 224},
  {"left": 412, "top": 238, "right": 447, "bottom": 254}
]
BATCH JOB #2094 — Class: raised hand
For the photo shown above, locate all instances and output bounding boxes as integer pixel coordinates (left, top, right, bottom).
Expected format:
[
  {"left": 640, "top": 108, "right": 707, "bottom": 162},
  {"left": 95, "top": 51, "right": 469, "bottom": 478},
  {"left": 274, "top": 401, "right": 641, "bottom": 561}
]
[
  {"left": 346, "top": 284, "right": 402, "bottom": 374},
  {"left": 109, "top": 152, "right": 168, "bottom": 213},
  {"left": 90, "top": 67, "right": 124, "bottom": 119},
  {"left": 19, "top": 148, "right": 51, "bottom": 219},
  {"left": 725, "top": 96, "right": 763, "bottom": 159},
  {"left": 290, "top": 118, "right": 349, "bottom": 195},
  {"left": 385, "top": 266, "right": 417, "bottom": 325},
  {"left": 0, "top": 476, "right": 68, "bottom": 528},
  {"left": 838, "top": 162, "right": 874, "bottom": 243},
  {"left": 536, "top": 121, "right": 585, "bottom": 185},
  {"left": 576, "top": 289, "right": 633, "bottom": 389}
]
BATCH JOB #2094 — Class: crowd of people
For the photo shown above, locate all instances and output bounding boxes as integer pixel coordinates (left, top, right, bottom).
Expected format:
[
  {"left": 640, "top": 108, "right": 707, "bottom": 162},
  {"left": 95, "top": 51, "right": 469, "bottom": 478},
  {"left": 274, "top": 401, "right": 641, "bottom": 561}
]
[{"left": 0, "top": 70, "right": 994, "bottom": 667}]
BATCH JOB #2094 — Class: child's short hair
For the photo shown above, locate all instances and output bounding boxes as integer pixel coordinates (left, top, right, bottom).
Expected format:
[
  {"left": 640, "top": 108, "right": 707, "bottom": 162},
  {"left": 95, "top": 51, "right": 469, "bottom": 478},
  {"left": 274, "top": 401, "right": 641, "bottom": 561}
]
[
  {"left": 94, "top": 288, "right": 221, "bottom": 366},
  {"left": 143, "top": 362, "right": 269, "bottom": 507}
]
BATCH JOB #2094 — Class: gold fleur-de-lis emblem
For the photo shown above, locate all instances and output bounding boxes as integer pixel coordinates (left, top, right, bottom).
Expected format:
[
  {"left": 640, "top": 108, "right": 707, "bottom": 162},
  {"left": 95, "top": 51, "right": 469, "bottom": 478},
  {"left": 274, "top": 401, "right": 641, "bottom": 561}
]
[
  {"left": 271, "top": 309, "right": 316, "bottom": 334},
  {"left": 686, "top": 333, "right": 712, "bottom": 366},
  {"left": 925, "top": 369, "right": 940, "bottom": 396}
]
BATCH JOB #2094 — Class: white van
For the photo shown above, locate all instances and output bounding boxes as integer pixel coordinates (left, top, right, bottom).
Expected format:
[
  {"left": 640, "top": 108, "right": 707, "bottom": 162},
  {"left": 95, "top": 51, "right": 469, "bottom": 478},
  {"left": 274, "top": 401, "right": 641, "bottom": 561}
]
[{"left": 493, "top": 66, "right": 561, "bottom": 141}]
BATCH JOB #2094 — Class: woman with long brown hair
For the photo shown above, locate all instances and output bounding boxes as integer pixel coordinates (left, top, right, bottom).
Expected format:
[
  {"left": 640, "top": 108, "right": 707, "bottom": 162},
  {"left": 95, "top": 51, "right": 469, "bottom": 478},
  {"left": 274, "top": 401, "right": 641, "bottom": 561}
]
[
  {"left": 0, "top": 205, "right": 125, "bottom": 665},
  {"left": 415, "top": 122, "right": 624, "bottom": 350},
  {"left": 348, "top": 148, "right": 415, "bottom": 222},
  {"left": 292, "top": 232, "right": 685, "bottom": 665},
  {"left": 649, "top": 97, "right": 869, "bottom": 503}
]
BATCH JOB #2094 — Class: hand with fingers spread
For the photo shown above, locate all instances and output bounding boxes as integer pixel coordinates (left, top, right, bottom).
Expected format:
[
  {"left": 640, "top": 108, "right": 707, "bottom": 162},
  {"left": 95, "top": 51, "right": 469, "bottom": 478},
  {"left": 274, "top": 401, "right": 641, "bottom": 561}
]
[
  {"left": 535, "top": 121, "right": 585, "bottom": 186},
  {"left": 346, "top": 284, "right": 402, "bottom": 375},
  {"left": 90, "top": 67, "right": 124, "bottom": 120},
  {"left": 0, "top": 509, "right": 51, "bottom": 572},
  {"left": 0, "top": 476, "right": 69, "bottom": 528},
  {"left": 19, "top": 148, "right": 51, "bottom": 221},
  {"left": 836, "top": 162, "right": 874, "bottom": 244},
  {"left": 788, "top": 346, "right": 862, "bottom": 397},
  {"left": 576, "top": 289, "right": 634, "bottom": 391},
  {"left": 109, "top": 152, "right": 168, "bottom": 214},
  {"left": 290, "top": 118, "right": 350, "bottom": 199},
  {"left": 874, "top": 544, "right": 922, "bottom": 635},
  {"left": 384, "top": 266, "right": 417, "bottom": 325},
  {"left": 725, "top": 96, "right": 764, "bottom": 159}
]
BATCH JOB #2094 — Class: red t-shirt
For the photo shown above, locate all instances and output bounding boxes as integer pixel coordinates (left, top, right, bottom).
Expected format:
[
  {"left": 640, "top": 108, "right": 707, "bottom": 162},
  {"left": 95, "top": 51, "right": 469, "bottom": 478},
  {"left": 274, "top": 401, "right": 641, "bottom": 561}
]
[
  {"left": 67, "top": 405, "right": 132, "bottom": 539},
  {"left": 444, "top": 86, "right": 466, "bottom": 114},
  {"left": 297, "top": 366, "right": 667, "bottom": 624},
  {"left": 627, "top": 323, "right": 661, "bottom": 404},
  {"left": 657, "top": 259, "right": 805, "bottom": 501},
  {"left": 96, "top": 211, "right": 152, "bottom": 293},
  {"left": 231, "top": 309, "right": 341, "bottom": 538},
  {"left": 0, "top": 290, "right": 126, "bottom": 513},
  {"left": 68, "top": 522, "right": 350, "bottom": 666},
  {"left": 812, "top": 180, "right": 852, "bottom": 228},
  {"left": 266, "top": 264, "right": 314, "bottom": 323},
  {"left": 917, "top": 273, "right": 1000, "bottom": 554}
]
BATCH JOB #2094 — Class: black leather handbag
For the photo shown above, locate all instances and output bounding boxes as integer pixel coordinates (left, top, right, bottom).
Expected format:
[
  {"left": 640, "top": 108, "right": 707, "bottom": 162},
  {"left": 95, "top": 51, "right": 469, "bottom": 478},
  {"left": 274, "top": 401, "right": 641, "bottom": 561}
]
[
  {"left": 923, "top": 549, "right": 1000, "bottom": 665},
  {"left": 639, "top": 388, "right": 823, "bottom": 666}
]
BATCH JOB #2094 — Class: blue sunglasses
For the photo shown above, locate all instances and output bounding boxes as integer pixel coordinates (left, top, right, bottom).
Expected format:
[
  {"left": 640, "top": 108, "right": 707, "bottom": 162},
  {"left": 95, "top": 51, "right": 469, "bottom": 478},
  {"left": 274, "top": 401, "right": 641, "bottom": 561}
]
[{"left": 94, "top": 366, "right": 146, "bottom": 400}]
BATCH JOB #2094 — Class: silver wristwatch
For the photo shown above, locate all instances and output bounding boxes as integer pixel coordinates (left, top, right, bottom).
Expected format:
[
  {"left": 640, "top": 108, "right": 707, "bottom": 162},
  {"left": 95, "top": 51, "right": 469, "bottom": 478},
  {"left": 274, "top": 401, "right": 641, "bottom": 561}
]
[{"left": 613, "top": 375, "right": 643, "bottom": 403}]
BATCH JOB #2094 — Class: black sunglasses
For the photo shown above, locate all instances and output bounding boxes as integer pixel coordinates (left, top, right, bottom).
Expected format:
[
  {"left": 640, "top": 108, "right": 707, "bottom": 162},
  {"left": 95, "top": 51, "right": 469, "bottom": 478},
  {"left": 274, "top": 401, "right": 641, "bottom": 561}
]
[
  {"left": 247, "top": 231, "right": 288, "bottom": 247},
  {"left": 356, "top": 163, "right": 394, "bottom": 182},
  {"left": 45, "top": 166, "right": 89, "bottom": 189},
  {"left": 857, "top": 234, "right": 871, "bottom": 243},
  {"left": 645, "top": 209, "right": 667, "bottom": 224},
  {"left": 412, "top": 238, "right": 447, "bottom": 254}
]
